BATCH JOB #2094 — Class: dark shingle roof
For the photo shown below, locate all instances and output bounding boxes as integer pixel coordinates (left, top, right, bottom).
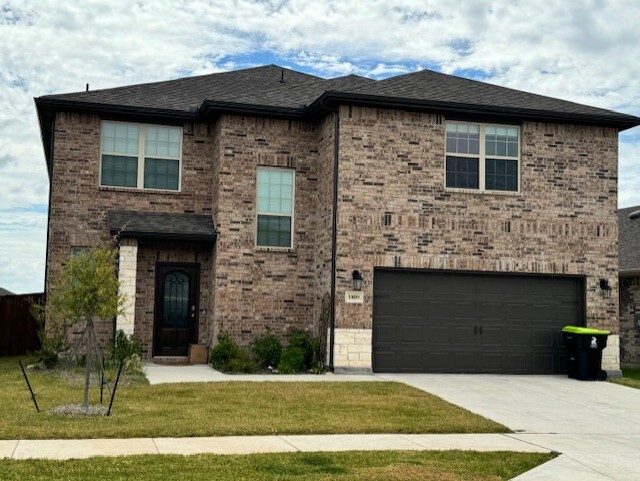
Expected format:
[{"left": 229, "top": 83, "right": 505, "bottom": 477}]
[
  {"left": 36, "top": 65, "right": 640, "bottom": 173},
  {"left": 107, "top": 210, "right": 217, "bottom": 243},
  {"left": 37, "top": 64, "right": 640, "bottom": 127},
  {"left": 0, "top": 287, "right": 14, "bottom": 296},
  {"left": 347, "top": 69, "right": 631, "bottom": 120},
  {"left": 619, "top": 205, "right": 640, "bottom": 273}
]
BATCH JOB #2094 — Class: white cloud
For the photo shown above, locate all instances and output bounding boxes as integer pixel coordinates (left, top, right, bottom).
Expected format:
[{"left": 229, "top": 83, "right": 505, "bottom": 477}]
[{"left": 1, "top": 0, "right": 639, "bottom": 292}]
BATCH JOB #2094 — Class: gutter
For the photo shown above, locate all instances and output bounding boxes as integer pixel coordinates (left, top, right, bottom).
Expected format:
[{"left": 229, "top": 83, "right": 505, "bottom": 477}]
[
  {"left": 308, "top": 91, "right": 640, "bottom": 131},
  {"left": 329, "top": 109, "right": 340, "bottom": 371}
]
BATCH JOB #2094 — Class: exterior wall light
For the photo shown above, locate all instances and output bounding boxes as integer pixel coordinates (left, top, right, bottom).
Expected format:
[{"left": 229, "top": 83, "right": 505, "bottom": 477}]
[
  {"left": 599, "top": 279, "right": 612, "bottom": 299},
  {"left": 352, "top": 270, "right": 364, "bottom": 291}
]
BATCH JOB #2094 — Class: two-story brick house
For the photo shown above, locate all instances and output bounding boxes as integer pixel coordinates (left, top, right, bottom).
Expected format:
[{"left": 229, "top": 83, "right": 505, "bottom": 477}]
[{"left": 36, "top": 65, "right": 640, "bottom": 373}]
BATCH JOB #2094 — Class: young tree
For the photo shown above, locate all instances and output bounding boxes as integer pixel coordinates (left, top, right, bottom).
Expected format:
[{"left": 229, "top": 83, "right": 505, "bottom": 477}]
[{"left": 44, "top": 246, "right": 124, "bottom": 408}]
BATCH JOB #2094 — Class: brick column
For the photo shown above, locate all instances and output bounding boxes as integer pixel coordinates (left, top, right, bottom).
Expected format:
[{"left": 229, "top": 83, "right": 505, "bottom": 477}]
[{"left": 116, "top": 238, "right": 138, "bottom": 336}]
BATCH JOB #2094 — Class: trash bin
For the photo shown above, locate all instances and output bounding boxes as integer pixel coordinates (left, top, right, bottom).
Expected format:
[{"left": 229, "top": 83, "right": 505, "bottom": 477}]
[{"left": 562, "top": 326, "right": 611, "bottom": 381}]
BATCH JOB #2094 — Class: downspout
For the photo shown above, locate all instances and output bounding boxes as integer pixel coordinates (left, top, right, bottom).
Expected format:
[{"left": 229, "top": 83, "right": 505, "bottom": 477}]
[
  {"left": 329, "top": 109, "right": 340, "bottom": 371},
  {"left": 43, "top": 118, "right": 55, "bottom": 303}
]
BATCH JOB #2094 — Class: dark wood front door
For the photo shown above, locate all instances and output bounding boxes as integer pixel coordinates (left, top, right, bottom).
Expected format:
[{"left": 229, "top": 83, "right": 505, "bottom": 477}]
[{"left": 153, "top": 263, "right": 199, "bottom": 357}]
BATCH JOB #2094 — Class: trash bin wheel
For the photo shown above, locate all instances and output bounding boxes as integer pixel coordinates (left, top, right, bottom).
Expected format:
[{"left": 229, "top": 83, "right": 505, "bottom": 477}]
[{"left": 598, "top": 370, "right": 608, "bottom": 381}]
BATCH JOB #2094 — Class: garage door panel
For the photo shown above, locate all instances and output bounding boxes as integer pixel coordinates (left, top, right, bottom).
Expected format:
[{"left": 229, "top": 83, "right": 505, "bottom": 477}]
[
  {"left": 506, "top": 353, "right": 528, "bottom": 373},
  {"left": 533, "top": 329, "right": 554, "bottom": 347},
  {"left": 479, "top": 326, "right": 503, "bottom": 347},
  {"left": 450, "top": 325, "right": 476, "bottom": 346},
  {"left": 506, "top": 328, "right": 529, "bottom": 347},
  {"left": 480, "top": 353, "right": 504, "bottom": 372},
  {"left": 373, "top": 270, "right": 584, "bottom": 374}
]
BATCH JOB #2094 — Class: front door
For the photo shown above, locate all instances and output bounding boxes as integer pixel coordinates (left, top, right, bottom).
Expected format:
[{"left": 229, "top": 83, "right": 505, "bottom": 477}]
[{"left": 153, "top": 263, "right": 199, "bottom": 357}]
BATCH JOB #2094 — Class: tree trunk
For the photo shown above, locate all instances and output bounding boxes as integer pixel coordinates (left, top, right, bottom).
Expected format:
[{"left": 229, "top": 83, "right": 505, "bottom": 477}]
[{"left": 83, "top": 316, "right": 93, "bottom": 408}]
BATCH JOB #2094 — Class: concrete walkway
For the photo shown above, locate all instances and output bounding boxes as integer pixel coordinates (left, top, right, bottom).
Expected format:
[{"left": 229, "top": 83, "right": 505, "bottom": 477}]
[{"left": 0, "top": 433, "right": 549, "bottom": 460}]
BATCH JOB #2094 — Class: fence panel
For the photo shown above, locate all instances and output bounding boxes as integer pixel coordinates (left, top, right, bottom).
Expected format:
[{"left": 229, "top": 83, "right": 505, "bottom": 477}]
[{"left": 0, "top": 293, "right": 44, "bottom": 356}]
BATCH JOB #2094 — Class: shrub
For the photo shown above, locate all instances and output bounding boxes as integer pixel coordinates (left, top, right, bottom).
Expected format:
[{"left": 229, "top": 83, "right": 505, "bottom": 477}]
[
  {"left": 227, "top": 349, "right": 259, "bottom": 373},
  {"left": 209, "top": 332, "right": 239, "bottom": 371},
  {"left": 286, "top": 329, "right": 322, "bottom": 370},
  {"left": 107, "top": 330, "right": 143, "bottom": 373},
  {"left": 252, "top": 332, "right": 282, "bottom": 368},
  {"left": 278, "top": 346, "right": 307, "bottom": 374}
]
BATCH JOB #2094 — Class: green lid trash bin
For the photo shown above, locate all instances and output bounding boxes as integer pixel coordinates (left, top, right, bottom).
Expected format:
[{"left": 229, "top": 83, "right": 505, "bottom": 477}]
[{"left": 562, "top": 326, "right": 611, "bottom": 381}]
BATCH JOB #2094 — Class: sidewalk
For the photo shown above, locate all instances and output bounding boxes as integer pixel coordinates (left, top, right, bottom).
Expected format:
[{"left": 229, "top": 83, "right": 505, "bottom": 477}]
[
  {"left": 0, "top": 433, "right": 550, "bottom": 460},
  {"left": 143, "top": 363, "right": 380, "bottom": 384}
]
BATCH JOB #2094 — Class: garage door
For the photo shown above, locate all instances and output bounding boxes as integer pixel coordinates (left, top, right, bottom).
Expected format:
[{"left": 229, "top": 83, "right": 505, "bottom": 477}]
[{"left": 373, "top": 269, "right": 584, "bottom": 374}]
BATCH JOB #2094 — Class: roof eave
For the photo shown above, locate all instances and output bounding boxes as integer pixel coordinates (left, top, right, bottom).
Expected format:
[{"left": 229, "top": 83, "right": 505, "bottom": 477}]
[
  {"left": 110, "top": 229, "right": 217, "bottom": 244},
  {"left": 199, "top": 100, "right": 307, "bottom": 120},
  {"left": 35, "top": 97, "right": 199, "bottom": 122},
  {"left": 310, "top": 91, "right": 640, "bottom": 130},
  {"left": 620, "top": 268, "right": 640, "bottom": 278}
]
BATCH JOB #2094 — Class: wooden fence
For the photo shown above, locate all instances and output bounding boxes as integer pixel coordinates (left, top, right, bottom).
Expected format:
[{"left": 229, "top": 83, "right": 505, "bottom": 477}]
[{"left": 0, "top": 293, "right": 44, "bottom": 356}]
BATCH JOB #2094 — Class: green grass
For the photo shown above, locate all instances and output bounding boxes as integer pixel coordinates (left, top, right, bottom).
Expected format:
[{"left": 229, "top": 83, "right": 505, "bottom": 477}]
[
  {"left": 0, "top": 356, "right": 507, "bottom": 439},
  {"left": 0, "top": 451, "right": 555, "bottom": 481},
  {"left": 610, "top": 367, "right": 640, "bottom": 389}
]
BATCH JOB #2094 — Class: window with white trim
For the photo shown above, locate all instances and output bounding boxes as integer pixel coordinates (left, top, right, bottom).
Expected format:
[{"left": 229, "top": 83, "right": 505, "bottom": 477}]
[
  {"left": 445, "top": 122, "right": 519, "bottom": 192},
  {"left": 100, "top": 121, "right": 182, "bottom": 191},
  {"left": 256, "top": 167, "right": 294, "bottom": 248}
]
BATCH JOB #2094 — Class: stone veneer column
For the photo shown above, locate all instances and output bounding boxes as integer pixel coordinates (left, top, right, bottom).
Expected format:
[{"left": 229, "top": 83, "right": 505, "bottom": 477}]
[
  {"left": 116, "top": 238, "right": 138, "bottom": 336},
  {"left": 333, "top": 328, "right": 372, "bottom": 372},
  {"left": 602, "top": 334, "right": 621, "bottom": 373}
]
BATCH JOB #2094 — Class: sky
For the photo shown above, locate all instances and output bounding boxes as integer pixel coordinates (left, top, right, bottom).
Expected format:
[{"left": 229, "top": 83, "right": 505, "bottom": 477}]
[{"left": 1, "top": 0, "right": 639, "bottom": 294}]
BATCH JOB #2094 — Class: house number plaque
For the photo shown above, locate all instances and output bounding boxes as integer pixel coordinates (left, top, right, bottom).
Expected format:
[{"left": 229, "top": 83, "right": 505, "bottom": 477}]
[{"left": 345, "top": 291, "right": 364, "bottom": 304}]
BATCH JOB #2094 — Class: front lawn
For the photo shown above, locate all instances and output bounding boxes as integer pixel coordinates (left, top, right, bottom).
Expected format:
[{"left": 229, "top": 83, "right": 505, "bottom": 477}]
[
  {"left": 610, "top": 367, "right": 640, "bottom": 389},
  {"left": 1, "top": 356, "right": 507, "bottom": 439},
  {"left": 0, "top": 450, "right": 555, "bottom": 481}
]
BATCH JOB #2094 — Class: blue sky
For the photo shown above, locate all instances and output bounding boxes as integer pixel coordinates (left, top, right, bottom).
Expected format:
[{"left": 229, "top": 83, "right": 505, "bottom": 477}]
[{"left": 1, "top": 0, "right": 639, "bottom": 294}]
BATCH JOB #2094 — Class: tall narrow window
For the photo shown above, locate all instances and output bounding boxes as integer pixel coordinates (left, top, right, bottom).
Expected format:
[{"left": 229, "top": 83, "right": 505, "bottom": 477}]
[
  {"left": 256, "top": 167, "right": 294, "bottom": 248},
  {"left": 100, "top": 121, "right": 182, "bottom": 191}
]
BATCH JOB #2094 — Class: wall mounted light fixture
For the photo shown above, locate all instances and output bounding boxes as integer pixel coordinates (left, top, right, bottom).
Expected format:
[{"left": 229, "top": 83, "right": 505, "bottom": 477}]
[
  {"left": 599, "top": 279, "right": 612, "bottom": 299},
  {"left": 352, "top": 270, "right": 363, "bottom": 291}
]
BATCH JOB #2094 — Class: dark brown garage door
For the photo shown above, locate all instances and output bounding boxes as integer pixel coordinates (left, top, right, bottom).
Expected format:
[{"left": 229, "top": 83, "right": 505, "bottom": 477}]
[{"left": 373, "top": 269, "right": 584, "bottom": 374}]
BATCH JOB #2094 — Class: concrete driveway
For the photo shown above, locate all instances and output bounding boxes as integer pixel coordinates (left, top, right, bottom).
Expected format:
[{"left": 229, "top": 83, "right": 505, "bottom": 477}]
[{"left": 379, "top": 374, "right": 640, "bottom": 480}]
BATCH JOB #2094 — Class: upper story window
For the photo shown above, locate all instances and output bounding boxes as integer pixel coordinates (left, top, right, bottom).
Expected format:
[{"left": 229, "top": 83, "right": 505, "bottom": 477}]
[
  {"left": 100, "top": 121, "right": 182, "bottom": 191},
  {"left": 445, "top": 122, "right": 520, "bottom": 193},
  {"left": 256, "top": 167, "right": 294, "bottom": 248}
]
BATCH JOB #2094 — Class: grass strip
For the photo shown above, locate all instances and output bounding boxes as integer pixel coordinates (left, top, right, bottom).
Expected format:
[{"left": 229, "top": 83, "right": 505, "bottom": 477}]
[{"left": 0, "top": 450, "right": 555, "bottom": 481}]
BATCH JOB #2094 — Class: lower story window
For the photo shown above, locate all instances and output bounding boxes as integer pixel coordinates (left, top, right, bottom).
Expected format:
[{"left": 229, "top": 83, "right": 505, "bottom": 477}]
[{"left": 446, "top": 156, "right": 479, "bottom": 189}]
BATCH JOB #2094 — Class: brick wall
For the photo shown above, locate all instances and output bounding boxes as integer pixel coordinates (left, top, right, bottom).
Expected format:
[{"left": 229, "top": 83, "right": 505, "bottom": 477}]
[
  {"left": 620, "top": 276, "right": 640, "bottom": 366},
  {"left": 48, "top": 113, "right": 216, "bottom": 353},
  {"left": 210, "top": 115, "right": 325, "bottom": 346},
  {"left": 47, "top": 107, "right": 621, "bottom": 368},
  {"left": 333, "top": 105, "right": 619, "bottom": 368}
]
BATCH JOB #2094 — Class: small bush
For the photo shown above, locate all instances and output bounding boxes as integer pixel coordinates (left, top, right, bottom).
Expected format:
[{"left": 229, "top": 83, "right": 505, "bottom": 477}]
[
  {"left": 209, "top": 332, "right": 239, "bottom": 371},
  {"left": 286, "top": 329, "right": 322, "bottom": 370},
  {"left": 252, "top": 332, "right": 282, "bottom": 368},
  {"left": 227, "top": 350, "right": 259, "bottom": 373},
  {"left": 108, "top": 330, "right": 142, "bottom": 362},
  {"left": 278, "top": 346, "right": 307, "bottom": 374}
]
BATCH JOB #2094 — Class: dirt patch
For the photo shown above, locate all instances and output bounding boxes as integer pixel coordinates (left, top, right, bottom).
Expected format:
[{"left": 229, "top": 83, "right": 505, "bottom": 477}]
[{"left": 48, "top": 404, "right": 108, "bottom": 417}]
